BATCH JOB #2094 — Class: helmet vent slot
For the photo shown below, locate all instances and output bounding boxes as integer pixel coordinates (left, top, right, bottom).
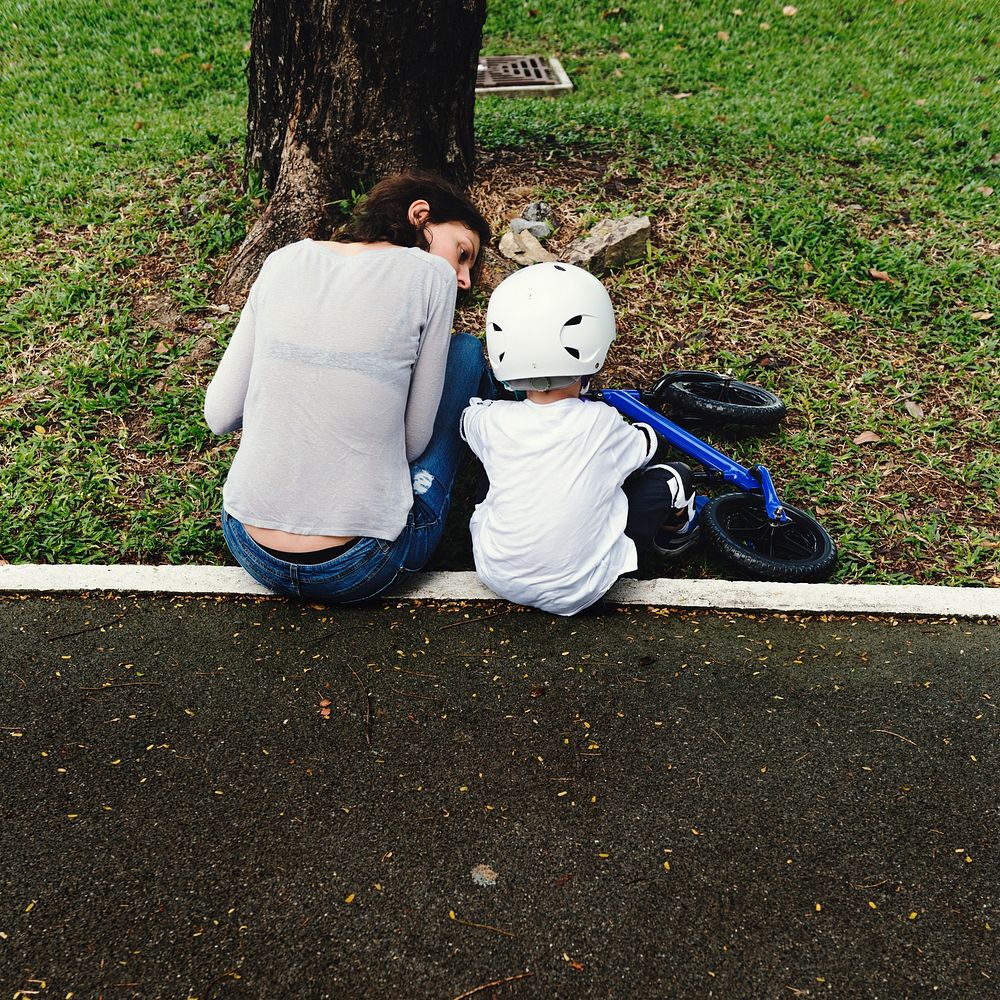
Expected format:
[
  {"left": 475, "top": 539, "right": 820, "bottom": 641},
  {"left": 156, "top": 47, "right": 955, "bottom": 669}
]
[
  {"left": 497, "top": 352, "right": 505, "bottom": 363},
  {"left": 563, "top": 315, "right": 583, "bottom": 326},
  {"left": 564, "top": 347, "right": 580, "bottom": 359},
  {"left": 491, "top": 322, "right": 503, "bottom": 332}
]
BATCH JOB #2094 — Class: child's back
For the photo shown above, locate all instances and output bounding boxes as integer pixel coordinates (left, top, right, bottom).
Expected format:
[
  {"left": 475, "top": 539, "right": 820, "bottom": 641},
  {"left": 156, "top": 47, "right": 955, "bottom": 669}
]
[{"left": 462, "top": 393, "right": 655, "bottom": 615}]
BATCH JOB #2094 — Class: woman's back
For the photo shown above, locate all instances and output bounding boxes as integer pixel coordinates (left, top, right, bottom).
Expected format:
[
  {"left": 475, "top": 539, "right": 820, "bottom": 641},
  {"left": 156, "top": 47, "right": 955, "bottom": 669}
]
[{"left": 205, "top": 239, "right": 458, "bottom": 539}]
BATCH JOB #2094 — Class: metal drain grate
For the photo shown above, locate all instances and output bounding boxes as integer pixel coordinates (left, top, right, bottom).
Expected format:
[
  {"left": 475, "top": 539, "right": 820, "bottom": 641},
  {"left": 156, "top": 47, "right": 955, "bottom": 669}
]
[{"left": 476, "top": 55, "right": 572, "bottom": 97}]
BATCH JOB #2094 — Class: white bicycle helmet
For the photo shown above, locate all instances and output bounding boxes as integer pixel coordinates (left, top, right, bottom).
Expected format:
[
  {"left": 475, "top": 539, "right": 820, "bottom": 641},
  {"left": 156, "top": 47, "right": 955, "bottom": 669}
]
[{"left": 485, "top": 262, "right": 616, "bottom": 391}]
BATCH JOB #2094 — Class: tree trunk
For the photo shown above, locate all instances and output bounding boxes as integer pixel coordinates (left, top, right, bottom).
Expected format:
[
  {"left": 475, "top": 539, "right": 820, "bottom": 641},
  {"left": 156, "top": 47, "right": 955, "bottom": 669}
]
[{"left": 218, "top": 0, "right": 486, "bottom": 303}]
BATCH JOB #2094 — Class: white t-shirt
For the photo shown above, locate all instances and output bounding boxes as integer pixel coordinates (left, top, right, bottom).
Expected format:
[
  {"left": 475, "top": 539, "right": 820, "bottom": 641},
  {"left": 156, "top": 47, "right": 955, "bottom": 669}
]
[{"left": 461, "top": 396, "right": 656, "bottom": 615}]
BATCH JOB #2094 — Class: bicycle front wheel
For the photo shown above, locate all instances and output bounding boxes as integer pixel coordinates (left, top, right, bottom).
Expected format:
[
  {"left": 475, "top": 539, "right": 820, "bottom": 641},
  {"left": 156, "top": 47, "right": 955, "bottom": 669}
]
[{"left": 701, "top": 493, "right": 837, "bottom": 582}]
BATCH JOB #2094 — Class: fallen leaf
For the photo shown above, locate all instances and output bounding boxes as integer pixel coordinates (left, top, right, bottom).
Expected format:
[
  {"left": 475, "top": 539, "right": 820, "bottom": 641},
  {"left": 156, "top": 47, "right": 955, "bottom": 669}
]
[
  {"left": 975, "top": 186, "right": 994, "bottom": 196},
  {"left": 971, "top": 310, "right": 993, "bottom": 321},
  {"left": 868, "top": 268, "right": 894, "bottom": 283},
  {"left": 853, "top": 431, "right": 881, "bottom": 445},
  {"left": 672, "top": 92, "right": 694, "bottom": 99},
  {"left": 471, "top": 863, "right": 499, "bottom": 886},
  {"left": 717, "top": 30, "right": 730, "bottom": 41},
  {"left": 760, "top": 22, "right": 771, "bottom": 30},
  {"left": 319, "top": 698, "right": 332, "bottom": 707},
  {"left": 783, "top": 5, "right": 798, "bottom": 14},
  {"left": 904, "top": 400, "right": 925, "bottom": 420}
]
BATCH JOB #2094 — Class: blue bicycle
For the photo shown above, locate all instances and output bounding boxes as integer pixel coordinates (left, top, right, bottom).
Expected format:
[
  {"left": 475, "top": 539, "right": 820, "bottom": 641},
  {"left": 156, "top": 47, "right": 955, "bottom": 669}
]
[{"left": 590, "top": 371, "right": 838, "bottom": 583}]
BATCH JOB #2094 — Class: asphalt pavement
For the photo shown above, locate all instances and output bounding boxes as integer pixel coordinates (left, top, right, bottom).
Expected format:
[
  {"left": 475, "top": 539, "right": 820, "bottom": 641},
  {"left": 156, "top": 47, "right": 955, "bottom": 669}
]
[{"left": 2, "top": 593, "right": 997, "bottom": 999}]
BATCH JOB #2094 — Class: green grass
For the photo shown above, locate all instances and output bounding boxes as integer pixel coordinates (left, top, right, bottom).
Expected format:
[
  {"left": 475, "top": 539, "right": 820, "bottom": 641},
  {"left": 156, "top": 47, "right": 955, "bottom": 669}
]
[{"left": 1, "top": 0, "right": 998, "bottom": 585}]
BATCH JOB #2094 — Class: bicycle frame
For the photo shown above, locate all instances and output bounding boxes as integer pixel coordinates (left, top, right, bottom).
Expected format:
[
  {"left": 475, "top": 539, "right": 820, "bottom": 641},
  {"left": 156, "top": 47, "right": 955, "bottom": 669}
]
[{"left": 597, "top": 389, "right": 790, "bottom": 524}]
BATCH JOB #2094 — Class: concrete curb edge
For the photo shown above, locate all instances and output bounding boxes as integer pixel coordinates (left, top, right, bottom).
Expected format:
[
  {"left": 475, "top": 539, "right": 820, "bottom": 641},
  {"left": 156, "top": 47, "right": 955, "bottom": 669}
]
[{"left": 1, "top": 564, "right": 997, "bottom": 617}]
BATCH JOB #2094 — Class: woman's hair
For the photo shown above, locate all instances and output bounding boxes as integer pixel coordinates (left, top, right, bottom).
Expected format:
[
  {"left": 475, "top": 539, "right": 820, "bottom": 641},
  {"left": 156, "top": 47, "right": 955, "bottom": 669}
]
[{"left": 343, "top": 171, "right": 492, "bottom": 286}]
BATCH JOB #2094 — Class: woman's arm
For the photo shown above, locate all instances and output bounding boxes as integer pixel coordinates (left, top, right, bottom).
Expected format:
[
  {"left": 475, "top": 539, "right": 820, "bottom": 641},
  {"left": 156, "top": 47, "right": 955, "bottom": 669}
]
[
  {"left": 204, "top": 300, "right": 256, "bottom": 435},
  {"left": 402, "top": 273, "right": 457, "bottom": 462}
]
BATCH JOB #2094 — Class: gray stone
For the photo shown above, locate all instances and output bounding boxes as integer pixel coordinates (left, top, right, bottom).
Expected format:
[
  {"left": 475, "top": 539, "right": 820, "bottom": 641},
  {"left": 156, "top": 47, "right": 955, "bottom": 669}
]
[
  {"left": 522, "top": 201, "right": 551, "bottom": 222},
  {"left": 563, "top": 215, "right": 651, "bottom": 273},
  {"left": 499, "top": 229, "right": 557, "bottom": 266},
  {"left": 510, "top": 218, "right": 552, "bottom": 239}
]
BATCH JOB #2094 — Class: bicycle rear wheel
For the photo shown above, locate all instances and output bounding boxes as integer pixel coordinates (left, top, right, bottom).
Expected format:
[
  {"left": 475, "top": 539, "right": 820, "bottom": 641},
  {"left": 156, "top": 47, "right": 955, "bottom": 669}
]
[{"left": 658, "top": 371, "right": 786, "bottom": 426}]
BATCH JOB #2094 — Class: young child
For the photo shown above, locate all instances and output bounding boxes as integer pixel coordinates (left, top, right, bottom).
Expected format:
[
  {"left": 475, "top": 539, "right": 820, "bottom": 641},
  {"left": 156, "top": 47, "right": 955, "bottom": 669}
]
[{"left": 461, "top": 262, "right": 700, "bottom": 616}]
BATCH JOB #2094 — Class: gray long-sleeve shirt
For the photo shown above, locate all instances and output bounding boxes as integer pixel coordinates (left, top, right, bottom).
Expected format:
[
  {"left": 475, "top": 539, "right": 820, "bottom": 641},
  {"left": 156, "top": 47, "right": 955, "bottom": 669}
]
[{"left": 204, "top": 239, "right": 457, "bottom": 539}]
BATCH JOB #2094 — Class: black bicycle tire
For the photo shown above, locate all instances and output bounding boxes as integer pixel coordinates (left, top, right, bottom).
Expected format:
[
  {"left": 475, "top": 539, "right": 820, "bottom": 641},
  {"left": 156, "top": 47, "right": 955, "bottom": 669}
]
[
  {"left": 701, "top": 493, "right": 837, "bottom": 582},
  {"left": 661, "top": 373, "right": 786, "bottom": 426}
]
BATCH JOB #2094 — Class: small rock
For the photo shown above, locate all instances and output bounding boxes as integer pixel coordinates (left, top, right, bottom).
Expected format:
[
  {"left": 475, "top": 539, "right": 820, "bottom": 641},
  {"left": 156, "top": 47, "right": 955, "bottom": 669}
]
[
  {"left": 563, "top": 215, "right": 651, "bottom": 274},
  {"left": 499, "top": 229, "right": 557, "bottom": 265},
  {"left": 522, "top": 201, "right": 551, "bottom": 222},
  {"left": 510, "top": 218, "right": 552, "bottom": 239}
]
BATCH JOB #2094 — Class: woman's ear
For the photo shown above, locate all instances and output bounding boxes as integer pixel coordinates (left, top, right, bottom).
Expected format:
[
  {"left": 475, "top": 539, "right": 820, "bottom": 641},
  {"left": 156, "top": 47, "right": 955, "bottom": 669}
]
[{"left": 407, "top": 199, "right": 431, "bottom": 226}]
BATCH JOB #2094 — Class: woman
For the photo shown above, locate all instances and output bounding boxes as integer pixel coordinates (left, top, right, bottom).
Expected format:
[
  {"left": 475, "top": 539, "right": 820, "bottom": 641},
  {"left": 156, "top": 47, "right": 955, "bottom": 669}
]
[{"left": 204, "top": 171, "right": 492, "bottom": 601}]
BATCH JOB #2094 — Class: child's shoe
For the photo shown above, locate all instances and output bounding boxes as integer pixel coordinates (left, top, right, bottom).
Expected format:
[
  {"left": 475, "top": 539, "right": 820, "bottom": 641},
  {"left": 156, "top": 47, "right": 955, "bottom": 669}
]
[
  {"left": 651, "top": 463, "right": 702, "bottom": 559},
  {"left": 652, "top": 514, "right": 701, "bottom": 558}
]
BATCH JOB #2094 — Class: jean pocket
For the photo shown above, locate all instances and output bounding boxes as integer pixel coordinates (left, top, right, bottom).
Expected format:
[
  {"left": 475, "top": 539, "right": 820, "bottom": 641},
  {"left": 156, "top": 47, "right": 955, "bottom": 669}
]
[{"left": 297, "top": 538, "right": 401, "bottom": 601}]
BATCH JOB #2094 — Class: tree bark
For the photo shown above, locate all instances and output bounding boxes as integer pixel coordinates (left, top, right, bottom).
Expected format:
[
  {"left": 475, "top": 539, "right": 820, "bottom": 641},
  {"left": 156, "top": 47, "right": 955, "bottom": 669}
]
[{"left": 217, "top": 0, "right": 486, "bottom": 304}]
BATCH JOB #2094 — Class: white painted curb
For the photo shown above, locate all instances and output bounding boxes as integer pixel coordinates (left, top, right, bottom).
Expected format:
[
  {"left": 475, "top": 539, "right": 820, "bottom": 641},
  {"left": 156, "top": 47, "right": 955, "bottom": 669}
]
[{"left": 0, "top": 564, "right": 996, "bottom": 617}]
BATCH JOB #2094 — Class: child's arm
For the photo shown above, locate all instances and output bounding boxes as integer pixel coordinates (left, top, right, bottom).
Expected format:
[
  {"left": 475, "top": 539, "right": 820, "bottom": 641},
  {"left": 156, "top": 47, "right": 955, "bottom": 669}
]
[
  {"left": 602, "top": 409, "right": 659, "bottom": 475},
  {"left": 459, "top": 397, "right": 492, "bottom": 457}
]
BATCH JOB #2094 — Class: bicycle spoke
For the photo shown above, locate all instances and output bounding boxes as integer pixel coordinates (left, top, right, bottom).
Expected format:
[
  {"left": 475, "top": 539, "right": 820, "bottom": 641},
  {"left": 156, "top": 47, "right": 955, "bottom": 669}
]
[
  {"left": 773, "top": 526, "right": 822, "bottom": 559},
  {"left": 722, "top": 506, "right": 822, "bottom": 561}
]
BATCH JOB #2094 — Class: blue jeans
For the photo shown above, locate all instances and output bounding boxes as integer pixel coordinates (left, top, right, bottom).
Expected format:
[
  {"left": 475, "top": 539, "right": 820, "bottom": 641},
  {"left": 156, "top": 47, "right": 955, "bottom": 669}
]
[{"left": 221, "top": 332, "right": 486, "bottom": 603}]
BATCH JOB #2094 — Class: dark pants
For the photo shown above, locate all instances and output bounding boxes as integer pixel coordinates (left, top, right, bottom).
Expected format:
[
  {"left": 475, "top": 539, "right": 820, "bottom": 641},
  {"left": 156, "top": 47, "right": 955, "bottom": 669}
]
[{"left": 622, "top": 463, "right": 687, "bottom": 553}]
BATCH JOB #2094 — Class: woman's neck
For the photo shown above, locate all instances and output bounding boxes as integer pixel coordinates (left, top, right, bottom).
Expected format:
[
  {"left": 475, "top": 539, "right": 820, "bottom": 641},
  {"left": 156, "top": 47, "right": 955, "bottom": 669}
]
[{"left": 313, "top": 239, "right": 400, "bottom": 254}]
